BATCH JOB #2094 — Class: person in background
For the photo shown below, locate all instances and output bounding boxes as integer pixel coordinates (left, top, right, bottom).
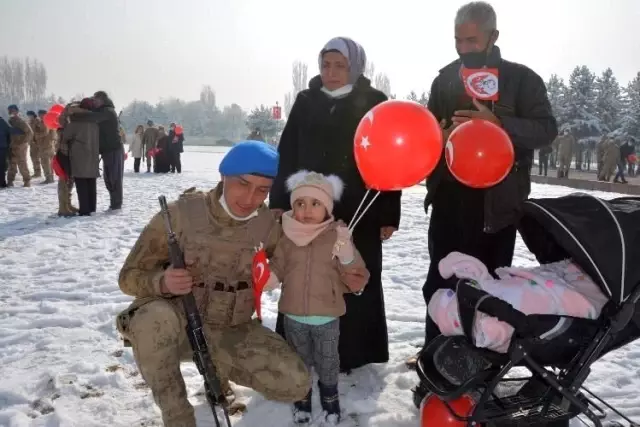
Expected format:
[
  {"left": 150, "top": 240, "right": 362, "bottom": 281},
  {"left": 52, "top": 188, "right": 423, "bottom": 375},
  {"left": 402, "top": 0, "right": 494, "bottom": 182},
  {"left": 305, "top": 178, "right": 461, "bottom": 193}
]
[
  {"left": 538, "top": 145, "right": 552, "bottom": 176},
  {"left": 0, "top": 117, "right": 12, "bottom": 188},
  {"left": 614, "top": 140, "right": 633, "bottom": 184},
  {"left": 6, "top": 104, "right": 33, "bottom": 187},
  {"left": 61, "top": 98, "right": 101, "bottom": 215},
  {"left": 26, "top": 110, "right": 43, "bottom": 179},
  {"left": 129, "top": 125, "right": 145, "bottom": 173},
  {"left": 270, "top": 36, "right": 402, "bottom": 374},
  {"left": 68, "top": 91, "right": 124, "bottom": 211},
  {"left": 168, "top": 122, "right": 184, "bottom": 173},
  {"left": 154, "top": 125, "right": 171, "bottom": 173},
  {"left": 142, "top": 119, "right": 159, "bottom": 173},
  {"left": 248, "top": 128, "right": 265, "bottom": 142},
  {"left": 31, "top": 109, "right": 55, "bottom": 184},
  {"left": 54, "top": 107, "right": 79, "bottom": 216},
  {"left": 556, "top": 129, "right": 575, "bottom": 178}
]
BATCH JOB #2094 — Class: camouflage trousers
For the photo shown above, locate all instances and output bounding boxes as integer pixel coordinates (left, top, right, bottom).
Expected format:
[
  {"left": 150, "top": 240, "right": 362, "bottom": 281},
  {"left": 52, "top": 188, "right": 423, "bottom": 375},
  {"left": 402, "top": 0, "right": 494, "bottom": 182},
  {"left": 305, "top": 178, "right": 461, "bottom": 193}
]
[
  {"left": 35, "top": 140, "right": 53, "bottom": 180},
  {"left": 7, "top": 142, "right": 31, "bottom": 185},
  {"left": 30, "top": 141, "right": 42, "bottom": 176},
  {"left": 57, "top": 178, "right": 75, "bottom": 215},
  {"left": 116, "top": 298, "right": 310, "bottom": 427}
]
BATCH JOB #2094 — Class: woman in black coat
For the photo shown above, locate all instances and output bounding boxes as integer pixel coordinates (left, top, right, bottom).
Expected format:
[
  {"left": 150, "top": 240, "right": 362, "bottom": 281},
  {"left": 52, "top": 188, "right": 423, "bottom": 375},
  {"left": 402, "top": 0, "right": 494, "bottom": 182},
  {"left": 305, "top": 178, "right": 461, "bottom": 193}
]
[{"left": 269, "top": 37, "right": 402, "bottom": 373}]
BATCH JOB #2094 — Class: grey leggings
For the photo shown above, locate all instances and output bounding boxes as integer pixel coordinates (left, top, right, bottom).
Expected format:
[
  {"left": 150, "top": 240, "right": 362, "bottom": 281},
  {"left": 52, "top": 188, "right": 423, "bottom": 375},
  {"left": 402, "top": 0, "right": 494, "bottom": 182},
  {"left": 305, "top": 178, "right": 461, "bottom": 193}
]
[{"left": 283, "top": 316, "right": 340, "bottom": 387}]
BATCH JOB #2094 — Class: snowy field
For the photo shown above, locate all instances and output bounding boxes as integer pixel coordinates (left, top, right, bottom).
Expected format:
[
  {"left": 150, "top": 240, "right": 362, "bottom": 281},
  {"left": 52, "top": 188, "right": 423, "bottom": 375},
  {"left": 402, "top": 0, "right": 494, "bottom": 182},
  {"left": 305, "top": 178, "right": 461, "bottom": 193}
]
[{"left": 1, "top": 146, "right": 639, "bottom": 427}]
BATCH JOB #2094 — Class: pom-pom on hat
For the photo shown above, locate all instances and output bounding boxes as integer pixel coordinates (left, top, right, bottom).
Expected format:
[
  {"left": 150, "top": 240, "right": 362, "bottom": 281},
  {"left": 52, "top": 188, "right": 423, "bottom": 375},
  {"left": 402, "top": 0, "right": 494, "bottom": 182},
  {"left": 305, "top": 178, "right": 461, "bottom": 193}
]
[
  {"left": 286, "top": 170, "right": 344, "bottom": 214},
  {"left": 219, "top": 140, "right": 279, "bottom": 179}
]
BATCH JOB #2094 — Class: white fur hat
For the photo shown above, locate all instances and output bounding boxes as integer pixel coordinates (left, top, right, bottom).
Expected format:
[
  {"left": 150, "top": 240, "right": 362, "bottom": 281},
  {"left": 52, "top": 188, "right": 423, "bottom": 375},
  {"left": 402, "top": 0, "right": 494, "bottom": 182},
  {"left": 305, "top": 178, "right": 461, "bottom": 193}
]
[{"left": 286, "top": 170, "right": 344, "bottom": 214}]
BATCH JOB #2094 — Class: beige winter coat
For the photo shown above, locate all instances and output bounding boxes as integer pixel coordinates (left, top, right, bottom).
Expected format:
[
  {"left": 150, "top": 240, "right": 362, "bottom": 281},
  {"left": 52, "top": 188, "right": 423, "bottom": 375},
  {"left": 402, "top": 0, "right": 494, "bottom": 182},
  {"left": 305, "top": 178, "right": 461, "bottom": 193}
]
[{"left": 271, "top": 216, "right": 369, "bottom": 318}]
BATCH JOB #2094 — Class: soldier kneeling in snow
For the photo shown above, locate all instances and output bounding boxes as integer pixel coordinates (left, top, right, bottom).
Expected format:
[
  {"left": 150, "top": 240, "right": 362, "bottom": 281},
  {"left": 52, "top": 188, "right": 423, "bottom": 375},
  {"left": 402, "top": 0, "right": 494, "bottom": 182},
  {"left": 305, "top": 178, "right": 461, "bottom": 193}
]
[{"left": 116, "top": 141, "right": 310, "bottom": 427}]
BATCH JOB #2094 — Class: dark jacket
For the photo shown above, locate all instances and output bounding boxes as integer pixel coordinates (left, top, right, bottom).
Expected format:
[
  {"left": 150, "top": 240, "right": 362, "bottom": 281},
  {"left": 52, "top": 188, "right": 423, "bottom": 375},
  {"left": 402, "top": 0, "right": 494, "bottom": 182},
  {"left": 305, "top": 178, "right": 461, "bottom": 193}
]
[
  {"left": 425, "top": 46, "right": 557, "bottom": 232},
  {"left": 168, "top": 131, "right": 184, "bottom": 153},
  {"left": 270, "top": 75, "right": 401, "bottom": 230},
  {"left": 620, "top": 142, "right": 635, "bottom": 163},
  {"left": 0, "top": 117, "right": 12, "bottom": 149},
  {"left": 70, "top": 100, "right": 121, "bottom": 154}
]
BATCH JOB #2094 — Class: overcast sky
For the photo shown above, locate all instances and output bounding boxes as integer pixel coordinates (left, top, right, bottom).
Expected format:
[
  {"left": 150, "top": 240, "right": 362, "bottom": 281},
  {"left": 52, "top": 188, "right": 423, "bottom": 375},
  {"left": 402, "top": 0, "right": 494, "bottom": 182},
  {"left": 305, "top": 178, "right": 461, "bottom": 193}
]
[{"left": 1, "top": 0, "right": 638, "bottom": 111}]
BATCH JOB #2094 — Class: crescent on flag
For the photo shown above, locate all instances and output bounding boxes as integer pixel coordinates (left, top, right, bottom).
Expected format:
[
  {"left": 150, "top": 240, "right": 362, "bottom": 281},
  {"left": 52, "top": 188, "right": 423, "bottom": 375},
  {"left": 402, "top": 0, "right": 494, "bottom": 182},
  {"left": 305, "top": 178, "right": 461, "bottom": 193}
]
[{"left": 445, "top": 140, "right": 454, "bottom": 166}]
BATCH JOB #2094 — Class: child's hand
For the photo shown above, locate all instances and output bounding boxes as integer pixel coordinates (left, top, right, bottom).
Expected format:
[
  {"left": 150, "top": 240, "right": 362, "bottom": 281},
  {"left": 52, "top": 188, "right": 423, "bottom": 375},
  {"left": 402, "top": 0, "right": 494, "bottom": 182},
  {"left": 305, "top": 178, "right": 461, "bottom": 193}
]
[{"left": 332, "top": 224, "right": 355, "bottom": 264}]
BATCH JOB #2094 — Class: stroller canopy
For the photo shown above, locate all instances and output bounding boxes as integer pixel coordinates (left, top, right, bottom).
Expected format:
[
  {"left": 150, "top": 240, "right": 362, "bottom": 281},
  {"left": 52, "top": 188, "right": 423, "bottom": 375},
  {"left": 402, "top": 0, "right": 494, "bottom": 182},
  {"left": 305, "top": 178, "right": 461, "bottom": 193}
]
[{"left": 518, "top": 193, "right": 640, "bottom": 305}]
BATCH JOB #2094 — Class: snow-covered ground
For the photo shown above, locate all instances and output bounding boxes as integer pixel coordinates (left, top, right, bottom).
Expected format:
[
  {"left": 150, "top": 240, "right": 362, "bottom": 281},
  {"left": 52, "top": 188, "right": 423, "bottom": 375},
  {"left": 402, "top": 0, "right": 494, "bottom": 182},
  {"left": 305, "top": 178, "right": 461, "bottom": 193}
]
[{"left": 1, "top": 146, "right": 638, "bottom": 427}]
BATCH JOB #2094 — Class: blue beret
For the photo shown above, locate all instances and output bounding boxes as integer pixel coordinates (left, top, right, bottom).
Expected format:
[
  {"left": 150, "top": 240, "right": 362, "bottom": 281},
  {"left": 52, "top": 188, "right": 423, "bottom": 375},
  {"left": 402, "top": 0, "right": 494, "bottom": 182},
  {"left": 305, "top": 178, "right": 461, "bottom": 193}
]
[{"left": 219, "top": 140, "right": 279, "bottom": 178}]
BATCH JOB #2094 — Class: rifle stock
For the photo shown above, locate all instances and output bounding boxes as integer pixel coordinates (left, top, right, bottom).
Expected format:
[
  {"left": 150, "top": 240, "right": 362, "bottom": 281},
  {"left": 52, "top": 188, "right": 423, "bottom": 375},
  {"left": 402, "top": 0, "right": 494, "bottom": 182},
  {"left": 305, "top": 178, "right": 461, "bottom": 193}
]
[{"left": 158, "top": 196, "right": 231, "bottom": 427}]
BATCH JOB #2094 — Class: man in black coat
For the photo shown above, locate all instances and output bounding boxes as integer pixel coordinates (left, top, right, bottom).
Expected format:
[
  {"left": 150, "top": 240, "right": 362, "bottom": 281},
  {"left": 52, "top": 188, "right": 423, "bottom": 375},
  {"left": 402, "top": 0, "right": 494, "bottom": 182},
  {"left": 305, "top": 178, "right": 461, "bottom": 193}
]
[
  {"left": 69, "top": 91, "right": 124, "bottom": 210},
  {"left": 413, "top": 2, "right": 560, "bottom": 425},
  {"left": 420, "top": 0, "right": 557, "bottom": 345}
]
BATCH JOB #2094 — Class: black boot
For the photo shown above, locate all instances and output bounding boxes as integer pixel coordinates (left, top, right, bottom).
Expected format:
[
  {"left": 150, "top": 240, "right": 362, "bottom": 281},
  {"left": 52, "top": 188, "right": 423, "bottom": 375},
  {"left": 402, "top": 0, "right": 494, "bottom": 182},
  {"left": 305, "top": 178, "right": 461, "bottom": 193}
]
[
  {"left": 293, "top": 388, "right": 312, "bottom": 424},
  {"left": 318, "top": 381, "right": 341, "bottom": 424}
]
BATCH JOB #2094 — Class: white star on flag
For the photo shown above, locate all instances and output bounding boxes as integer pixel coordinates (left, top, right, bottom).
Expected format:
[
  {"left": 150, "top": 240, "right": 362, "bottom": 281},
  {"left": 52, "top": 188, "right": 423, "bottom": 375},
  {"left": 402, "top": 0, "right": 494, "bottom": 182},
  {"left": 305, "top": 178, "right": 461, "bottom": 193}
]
[{"left": 360, "top": 136, "right": 371, "bottom": 150}]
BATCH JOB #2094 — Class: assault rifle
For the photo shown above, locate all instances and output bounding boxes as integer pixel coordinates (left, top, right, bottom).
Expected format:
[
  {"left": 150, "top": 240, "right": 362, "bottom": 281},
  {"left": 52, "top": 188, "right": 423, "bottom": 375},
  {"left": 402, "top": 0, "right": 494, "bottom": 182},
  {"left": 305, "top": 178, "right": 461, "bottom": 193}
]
[{"left": 158, "top": 196, "right": 231, "bottom": 427}]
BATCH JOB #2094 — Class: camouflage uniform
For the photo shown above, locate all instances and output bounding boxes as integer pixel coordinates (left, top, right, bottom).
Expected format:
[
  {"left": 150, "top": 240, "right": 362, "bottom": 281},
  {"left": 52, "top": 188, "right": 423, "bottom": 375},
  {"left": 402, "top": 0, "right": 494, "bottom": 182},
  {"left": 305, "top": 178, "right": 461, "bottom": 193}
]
[
  {"left": 32, "top": 118, "right": 54, "bottom": 183},
  {"left": 596, "top": 136, "right": 607, "bottom": 177},
  {"left": 116, "top": 184, "right": 310, "bottom": 427},
  {"left": 556, "top": 133, "right": 575, "bottom": 178},
  {"left": 599, "top": 140, "right": 619, "bottom": 182},
  {"left": 28, "top": 117, "right": 43, "bottom": 177},
  {"left": 55, "top": 126, "right": 77, "bottom": 216},
  {"left": 7, "top": 115, "right": 33, "bottom": 187}
]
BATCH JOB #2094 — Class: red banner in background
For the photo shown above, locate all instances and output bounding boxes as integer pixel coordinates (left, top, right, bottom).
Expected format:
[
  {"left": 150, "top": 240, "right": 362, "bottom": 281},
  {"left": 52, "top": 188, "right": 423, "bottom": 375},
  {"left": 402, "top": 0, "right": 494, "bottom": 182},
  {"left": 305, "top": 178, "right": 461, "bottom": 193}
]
[
  {"left": 461, "top": 68, "right": 499, "bottom": 101},
  {"left": 272, "top": 105, "right": 282, "bottom": 120}
]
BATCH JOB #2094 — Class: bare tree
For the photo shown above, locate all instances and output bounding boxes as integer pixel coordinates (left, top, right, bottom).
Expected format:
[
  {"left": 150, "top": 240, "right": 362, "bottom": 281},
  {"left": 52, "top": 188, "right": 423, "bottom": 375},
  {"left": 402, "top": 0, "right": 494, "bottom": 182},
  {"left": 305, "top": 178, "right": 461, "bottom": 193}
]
[
  {"left": 364, "top": 62, "right": 375, "bottom": 80},
  {"left": 199, "top": 85, "right": 216, "bottom": 110},
  {"left": 374, "top": 73, "right": 392, "bottom": 98},
  {"left": 284, "top": 61, "right": 308, "bottom": 118}
]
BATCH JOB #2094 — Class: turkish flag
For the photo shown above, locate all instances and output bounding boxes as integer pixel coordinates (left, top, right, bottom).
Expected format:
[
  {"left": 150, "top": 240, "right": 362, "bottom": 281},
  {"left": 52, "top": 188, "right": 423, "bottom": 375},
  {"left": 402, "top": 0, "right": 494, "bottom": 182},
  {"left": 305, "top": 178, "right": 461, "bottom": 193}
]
[
  {"left": 252, "top": 247, "right": 270, "bottom": 320},
  {"left": 461, "top": 67, "right": 499, "bottom": 101}
]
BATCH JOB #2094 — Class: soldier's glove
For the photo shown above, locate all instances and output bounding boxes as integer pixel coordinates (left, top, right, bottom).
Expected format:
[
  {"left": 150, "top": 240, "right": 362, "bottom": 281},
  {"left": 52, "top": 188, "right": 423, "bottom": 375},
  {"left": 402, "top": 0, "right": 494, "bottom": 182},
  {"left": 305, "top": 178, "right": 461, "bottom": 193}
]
[{"left": 332, "top": 224, "right": 355, "bottom": 264}]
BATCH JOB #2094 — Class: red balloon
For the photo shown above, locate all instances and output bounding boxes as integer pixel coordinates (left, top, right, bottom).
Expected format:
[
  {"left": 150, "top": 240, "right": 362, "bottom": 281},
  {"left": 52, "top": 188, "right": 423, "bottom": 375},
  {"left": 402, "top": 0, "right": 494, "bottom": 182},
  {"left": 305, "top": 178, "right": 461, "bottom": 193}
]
[
  {"left": 445, "top": 119, "right": 514, "bottom": 189},
  {"left": 51, "top": 156, "right": 67, "bottom": 180},
  {"left": 175, "top": 125, "right": 184, "bottom": 135},
  {"left": 420, "top": 394, "right": 475, "bottom": 427},
  {"left": 354, "top": 100, "right": 442, "bottom": 191},
  {"left": 43, "top": 112, "right": 61, "bottom": 130},
  {"left": 49, "top": 104, "right": 64, "bottom": 115}
]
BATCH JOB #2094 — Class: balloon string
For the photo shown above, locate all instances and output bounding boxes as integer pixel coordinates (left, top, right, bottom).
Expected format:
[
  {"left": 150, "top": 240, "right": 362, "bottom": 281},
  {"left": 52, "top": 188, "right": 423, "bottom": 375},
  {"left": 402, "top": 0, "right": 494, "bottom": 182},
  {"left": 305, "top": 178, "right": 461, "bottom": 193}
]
[
  {"left": 347, "top": 189, "right": 371, "bottom": 230},
  {"left": 348, "top": 191, "right": 381, "bottom": 233}
]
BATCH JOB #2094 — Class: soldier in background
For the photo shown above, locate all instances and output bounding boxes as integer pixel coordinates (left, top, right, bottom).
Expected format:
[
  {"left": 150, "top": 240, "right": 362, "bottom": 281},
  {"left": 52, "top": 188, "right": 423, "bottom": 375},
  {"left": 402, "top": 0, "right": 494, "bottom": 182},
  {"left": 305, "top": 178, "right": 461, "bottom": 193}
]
[
  {"left": 142, "top": 119, "right": 159, "bottom": 173},
  {"left": 556, "top": 129, "right": 575, "bottom": 178},
  {"left": 599, "top": 139, "right": 619, "bottom": 182},
  {"left": 26, "top": 111, "right": 43, "bottom": 179},
  {"left": 31, "top": 109, "right": 55, "bottom": 184},
  {"left": 248, "top": 127, "right": 265, "bottom": 142},
  {"left": 538, "top": 145, "right": 552, "bottom": 176},
  {"left": 596, "top": 135, "right": 608, "bottom": 178},
  {"left": 6, "top": 105, "right": 33, "bottom": 187}
]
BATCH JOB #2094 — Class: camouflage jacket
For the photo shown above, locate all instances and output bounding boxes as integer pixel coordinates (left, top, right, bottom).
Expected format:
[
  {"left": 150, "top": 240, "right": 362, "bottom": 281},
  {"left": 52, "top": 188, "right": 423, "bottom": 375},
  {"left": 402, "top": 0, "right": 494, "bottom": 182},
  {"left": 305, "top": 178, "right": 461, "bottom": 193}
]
[
  {"left": 118, "top": 183, "right": 281, "bottom": 327},
  {"left": 8, "top": 115, "right": 33, "bottom": 146}
]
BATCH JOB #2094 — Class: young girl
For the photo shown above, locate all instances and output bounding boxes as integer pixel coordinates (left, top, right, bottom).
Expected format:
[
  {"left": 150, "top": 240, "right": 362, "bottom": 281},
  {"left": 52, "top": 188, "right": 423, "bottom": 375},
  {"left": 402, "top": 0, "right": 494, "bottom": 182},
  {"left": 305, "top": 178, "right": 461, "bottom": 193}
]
[{"left": 264, "top": 170, "right": 370, "bottom": 425}]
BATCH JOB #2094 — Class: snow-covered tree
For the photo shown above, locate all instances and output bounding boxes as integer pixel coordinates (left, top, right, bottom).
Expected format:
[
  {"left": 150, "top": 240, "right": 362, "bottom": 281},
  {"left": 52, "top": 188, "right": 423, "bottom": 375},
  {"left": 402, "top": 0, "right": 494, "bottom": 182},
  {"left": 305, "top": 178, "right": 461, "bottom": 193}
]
[
  {"left": 594, "top": 68, "right": 622, "bottom": 133},
  {"left": 564, "top": 66, "right": 603, "bottom": 138},
  {"left": 406, "top": 90, "right": 429, "bottom": 107},
  {"left": 246, "top": 104, "right": 282, "bottom": 139},
  {"left": 618, "top": 72, "right": 640, "bottom": 144},
  {"left": 545, "top": 74, "right": 568, "bottom": 130}
]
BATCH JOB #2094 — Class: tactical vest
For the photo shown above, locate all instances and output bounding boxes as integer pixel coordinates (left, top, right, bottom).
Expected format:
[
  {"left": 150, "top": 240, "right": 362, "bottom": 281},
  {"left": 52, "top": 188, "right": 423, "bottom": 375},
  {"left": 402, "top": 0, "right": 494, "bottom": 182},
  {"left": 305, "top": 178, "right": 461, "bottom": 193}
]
[{"left": 176, "top": 189, "right": 275, "bottom": 328}]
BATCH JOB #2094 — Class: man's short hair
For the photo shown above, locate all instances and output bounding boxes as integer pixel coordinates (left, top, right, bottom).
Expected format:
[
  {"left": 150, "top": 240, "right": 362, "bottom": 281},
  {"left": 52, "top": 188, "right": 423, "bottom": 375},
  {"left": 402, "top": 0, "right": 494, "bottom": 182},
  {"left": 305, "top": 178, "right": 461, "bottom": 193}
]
[{"left": 455, "top": 1, "right": 497, "bottom": 33}]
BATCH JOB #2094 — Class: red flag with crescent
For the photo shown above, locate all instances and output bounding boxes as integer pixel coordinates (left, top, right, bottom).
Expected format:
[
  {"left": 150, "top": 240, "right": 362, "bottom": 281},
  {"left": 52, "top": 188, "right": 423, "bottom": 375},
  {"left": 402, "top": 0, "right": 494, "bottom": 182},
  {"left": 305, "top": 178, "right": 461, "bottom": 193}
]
[{"left": 252, "top": 243, "right": 270, "bottom": 320}]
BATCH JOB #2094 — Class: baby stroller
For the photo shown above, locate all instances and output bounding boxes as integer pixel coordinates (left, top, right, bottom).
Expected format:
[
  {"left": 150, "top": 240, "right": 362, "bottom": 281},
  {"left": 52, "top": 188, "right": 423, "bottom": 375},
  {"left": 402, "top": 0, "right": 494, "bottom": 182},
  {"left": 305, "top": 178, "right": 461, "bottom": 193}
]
[{"left": 414, "top": 193, "right": 640, "bottom": 426}]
